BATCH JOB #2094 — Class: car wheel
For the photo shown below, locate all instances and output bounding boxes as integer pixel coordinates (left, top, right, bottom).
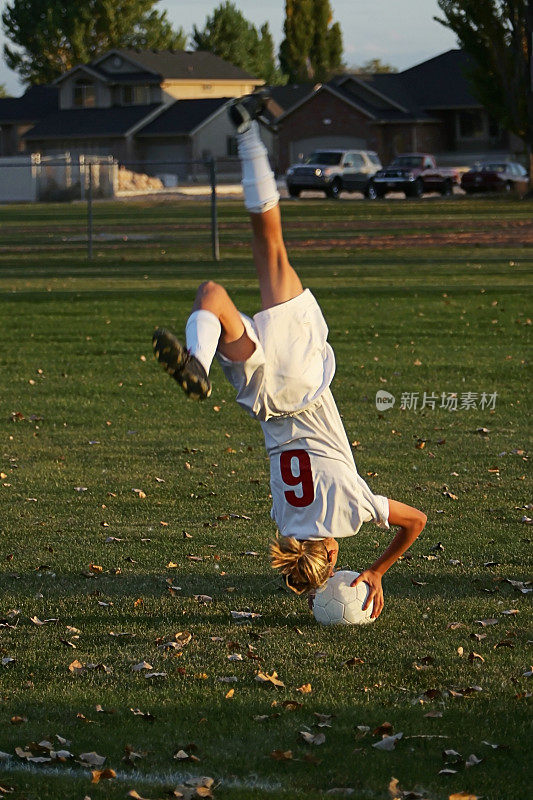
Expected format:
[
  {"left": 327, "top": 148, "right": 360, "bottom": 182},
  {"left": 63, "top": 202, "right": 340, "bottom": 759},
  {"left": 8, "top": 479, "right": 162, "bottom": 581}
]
[
  {"left": 440, "top": 180, "right": 453, "bottom": 197},
  {"left": 365, "top": 181, "right": 378, "bottom": 200},
  {"left": 326, "top": 178, "right": 342, "bottom": 199},
  {"left": 406, "top": 178, "right": 423, "bottom": 198},
  {"left": 288, "top": 186, "right": 300, "bottom": 198}
]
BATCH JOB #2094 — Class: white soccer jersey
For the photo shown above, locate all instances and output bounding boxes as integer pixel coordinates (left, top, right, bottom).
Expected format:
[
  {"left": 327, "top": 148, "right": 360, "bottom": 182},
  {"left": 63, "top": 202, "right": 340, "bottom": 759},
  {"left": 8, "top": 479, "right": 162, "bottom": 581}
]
[{"left": 261, "top": 388, "right": 390, "bottom": 540}]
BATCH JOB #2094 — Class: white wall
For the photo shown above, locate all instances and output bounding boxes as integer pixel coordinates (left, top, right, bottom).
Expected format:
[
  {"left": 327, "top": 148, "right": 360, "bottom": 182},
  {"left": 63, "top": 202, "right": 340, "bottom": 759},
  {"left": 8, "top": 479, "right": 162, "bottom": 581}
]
[{"left": 0, "top": 155, "right": 37, "bottom": 201}]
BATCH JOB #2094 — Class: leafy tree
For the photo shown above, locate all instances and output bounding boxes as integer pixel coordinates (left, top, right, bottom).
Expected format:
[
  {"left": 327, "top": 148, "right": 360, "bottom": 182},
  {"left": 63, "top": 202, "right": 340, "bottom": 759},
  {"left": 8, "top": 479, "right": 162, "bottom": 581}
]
[
  {"left": 192, "top": 2, "right": 286, "bottom": 85},
  {"left": 353, "top": 58, "right": 398, "bottom": 74},
  {"left": 2, "top": 0, "right": 186, "bottom": 85},
  {"left": 435, "top": 1, "right": 532, "bottom": 176},
  {"left": 280, "top": 0, "right": 343, "bottom": 83}
]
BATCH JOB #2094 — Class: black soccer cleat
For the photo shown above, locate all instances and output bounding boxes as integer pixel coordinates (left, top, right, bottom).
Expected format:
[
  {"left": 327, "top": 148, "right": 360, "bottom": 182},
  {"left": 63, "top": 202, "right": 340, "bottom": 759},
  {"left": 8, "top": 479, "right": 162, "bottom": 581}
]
[
  {"left": 152, "top": 327, "right": 211, "bottom": 400},
  {"left": 227, "top": 89, "right": 270, "bottom": 134}
]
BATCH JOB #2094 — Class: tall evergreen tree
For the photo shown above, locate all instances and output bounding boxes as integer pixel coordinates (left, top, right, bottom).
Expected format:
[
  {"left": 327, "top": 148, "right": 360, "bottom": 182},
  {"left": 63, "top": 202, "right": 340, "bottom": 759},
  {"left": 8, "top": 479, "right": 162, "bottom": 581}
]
[
  {"left": 192, "top": 2, "right": 286, "bottom": 85},
  {"left": 435, "top": 1, "right": 532, "bottom": 174},
  {"left": 2, "top": 0, "right": 186, "bottom": 85},
  {"left": 279, "top": 0, "right": 343, "bottom": 83}
]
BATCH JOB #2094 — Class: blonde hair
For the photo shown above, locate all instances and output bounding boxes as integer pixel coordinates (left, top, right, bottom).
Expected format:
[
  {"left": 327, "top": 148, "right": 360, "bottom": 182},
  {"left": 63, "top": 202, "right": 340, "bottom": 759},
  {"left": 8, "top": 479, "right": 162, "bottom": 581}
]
[{"left": 269, "top": 535, "right": 331, "bottom": 595}]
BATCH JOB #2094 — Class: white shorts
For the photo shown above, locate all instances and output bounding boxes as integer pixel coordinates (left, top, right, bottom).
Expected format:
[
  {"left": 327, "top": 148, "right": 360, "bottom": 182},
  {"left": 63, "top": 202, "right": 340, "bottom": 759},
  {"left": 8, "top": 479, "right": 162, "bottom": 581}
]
[{"left": 216, "top": 289, "right": 335, "bottom": 421}]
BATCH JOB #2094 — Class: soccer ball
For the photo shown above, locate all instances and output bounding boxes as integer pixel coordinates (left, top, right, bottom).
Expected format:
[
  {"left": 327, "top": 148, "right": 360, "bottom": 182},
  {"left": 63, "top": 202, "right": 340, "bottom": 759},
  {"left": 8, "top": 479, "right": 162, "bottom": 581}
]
[{"left": 312, "top": 570, "right": 375, "bottom": 626}]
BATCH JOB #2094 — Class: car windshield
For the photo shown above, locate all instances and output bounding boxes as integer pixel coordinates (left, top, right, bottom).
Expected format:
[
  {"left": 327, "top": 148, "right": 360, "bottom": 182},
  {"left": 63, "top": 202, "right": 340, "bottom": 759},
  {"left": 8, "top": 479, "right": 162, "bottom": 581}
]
[
  {"left": 305, "top": 152, "right": 343, "bottom": 165},
  {"left": 480, "top": 163, "right": 506, "bottom": 172},
  {"left": 391, "top": 156, "right": 423, "bottom": 168}
]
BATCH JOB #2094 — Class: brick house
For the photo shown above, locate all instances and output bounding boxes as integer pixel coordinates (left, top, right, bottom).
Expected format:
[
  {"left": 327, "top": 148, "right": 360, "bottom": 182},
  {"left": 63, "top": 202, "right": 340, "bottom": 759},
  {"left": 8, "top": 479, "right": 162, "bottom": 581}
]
[{"left": 272, "top": 50, "right": 522, "bottom": 172}]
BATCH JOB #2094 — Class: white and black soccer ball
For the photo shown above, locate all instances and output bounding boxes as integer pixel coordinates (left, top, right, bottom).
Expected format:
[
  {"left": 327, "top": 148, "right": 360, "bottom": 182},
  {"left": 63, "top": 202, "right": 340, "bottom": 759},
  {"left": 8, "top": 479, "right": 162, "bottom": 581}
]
[{"left": 312, "top": 570, "right": 375, "bottom": 625}]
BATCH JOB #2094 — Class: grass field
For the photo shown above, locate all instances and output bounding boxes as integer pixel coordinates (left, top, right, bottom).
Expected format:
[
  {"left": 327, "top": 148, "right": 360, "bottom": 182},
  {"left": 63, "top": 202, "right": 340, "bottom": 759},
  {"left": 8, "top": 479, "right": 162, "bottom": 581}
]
[{"left": 0, "top": 195, "right": 531, "bottom": 800}]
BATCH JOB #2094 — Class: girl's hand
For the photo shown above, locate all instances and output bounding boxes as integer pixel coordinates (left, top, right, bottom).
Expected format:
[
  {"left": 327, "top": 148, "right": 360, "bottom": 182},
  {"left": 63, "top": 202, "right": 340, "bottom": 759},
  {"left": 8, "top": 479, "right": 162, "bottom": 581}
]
[{"left": 350, "top": 569, "right": 384, "bottom": 619}]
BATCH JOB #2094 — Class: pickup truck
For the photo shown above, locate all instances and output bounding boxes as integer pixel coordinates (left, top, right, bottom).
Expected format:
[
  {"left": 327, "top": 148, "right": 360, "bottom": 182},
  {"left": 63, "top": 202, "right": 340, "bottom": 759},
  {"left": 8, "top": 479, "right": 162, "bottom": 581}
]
[{"left": 372, "top": 153, "right": 459, "bottom": 198}]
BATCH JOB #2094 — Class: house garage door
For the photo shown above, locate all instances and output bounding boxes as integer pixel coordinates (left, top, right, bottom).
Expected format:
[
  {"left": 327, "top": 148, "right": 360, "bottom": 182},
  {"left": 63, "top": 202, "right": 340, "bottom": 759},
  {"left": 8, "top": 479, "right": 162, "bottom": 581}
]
[
  {"left": 142, "top": 142, "right": 190, "bottom": 180},
  {"left": 290, "top": 135, "right": 367, "bottom": 163}
]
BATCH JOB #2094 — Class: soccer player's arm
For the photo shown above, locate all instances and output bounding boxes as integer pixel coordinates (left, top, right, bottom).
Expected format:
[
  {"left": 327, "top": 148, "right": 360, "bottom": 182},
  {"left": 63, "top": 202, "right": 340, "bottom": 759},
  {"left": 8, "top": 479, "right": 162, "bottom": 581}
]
[{"left": 351, "top": 499, "right": 427, "bottom": 618}]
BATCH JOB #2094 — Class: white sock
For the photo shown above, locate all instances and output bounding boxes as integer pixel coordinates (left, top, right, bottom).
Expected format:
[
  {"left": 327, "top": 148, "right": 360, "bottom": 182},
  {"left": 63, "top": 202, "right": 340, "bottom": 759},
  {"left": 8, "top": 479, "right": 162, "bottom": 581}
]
[
  {"left": 237, "top": 121, "right": 279, "bottom": 214},
  {"left": 185, "top": 309, "right": 221, "bottom": 375}
]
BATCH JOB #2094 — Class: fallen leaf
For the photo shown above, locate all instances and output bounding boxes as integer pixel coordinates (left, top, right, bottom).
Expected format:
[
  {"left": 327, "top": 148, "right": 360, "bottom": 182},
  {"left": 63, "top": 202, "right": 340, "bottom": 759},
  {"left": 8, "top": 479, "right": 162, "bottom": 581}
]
[
  {"left": 475, "top": 618, "right": 498, "bottom": 627},
  {"left": 468, "top": 652, "right": 485, "bottom": 663},
  {"left": 465, "top": 754, "right": 482, "bottom": 768},
  {"left": 343, "top": 657, "right": 364, "bottom": 667},
  {"left": 373, "top": 722, "right": 393, "bottom": 736},
  {"left": 79, "top": 752, "right": 106, "bottom": 767},
  {"left": 132, "top": 661, "right": 153, "bottom": 672},
  {"left": 270, "top": 749, "right": 293, "bottom": 761},
  {"left": 296, "top": 683, "right": 312, "bottom": 694},
  {"left": 449, "top": 793, "right": 481, "bottom": 800},
  {"left": 225, "top": 688, "right": 234, "bottom": 699},
  {"left": 372, "top": 732, "right": 403, "bottom": 751},
  {"left": 91, "top": 768, "right": 116, "bottom": 783},
  {"left": 255, "top": 671, "right": 285, "bottom": 688},
  {"left": 300, "top": 731, "right": 326, "bottom": 745}
]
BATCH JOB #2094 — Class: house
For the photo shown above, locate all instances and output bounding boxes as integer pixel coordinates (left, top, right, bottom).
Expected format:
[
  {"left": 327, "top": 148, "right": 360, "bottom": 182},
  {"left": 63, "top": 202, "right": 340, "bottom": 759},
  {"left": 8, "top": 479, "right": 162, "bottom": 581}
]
[
  {"left": 4, "top": 48, "right": 263, "bottom": 170},
  {"left": 273, "top": 50, "right": 523, "bottom": 171},
  {"left": 0, "top": 85, "right": 58, "bottom": 156}
]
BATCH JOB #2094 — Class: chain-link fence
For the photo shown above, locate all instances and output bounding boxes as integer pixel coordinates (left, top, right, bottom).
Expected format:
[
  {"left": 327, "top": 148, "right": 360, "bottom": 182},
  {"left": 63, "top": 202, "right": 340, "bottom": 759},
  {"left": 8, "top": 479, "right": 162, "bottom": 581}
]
[{"left": 0, "top": 155, "right": 239, "bottom": 261}]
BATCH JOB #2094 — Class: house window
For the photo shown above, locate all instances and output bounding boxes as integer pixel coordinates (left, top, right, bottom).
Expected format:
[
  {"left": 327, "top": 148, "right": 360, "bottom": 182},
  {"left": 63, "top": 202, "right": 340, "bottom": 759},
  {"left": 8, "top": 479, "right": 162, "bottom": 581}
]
[
  {"left": 227, "top": 135, "right": 238, "bottom": 157},
  {"left": 122, "top": 85, "right": 151, "bottom": 105},
  {"left": 458, "top": 109, "right": 485, "bottom": 139},
  {"left": 73, "top": 80, "right": 96, "bottom": 107}
]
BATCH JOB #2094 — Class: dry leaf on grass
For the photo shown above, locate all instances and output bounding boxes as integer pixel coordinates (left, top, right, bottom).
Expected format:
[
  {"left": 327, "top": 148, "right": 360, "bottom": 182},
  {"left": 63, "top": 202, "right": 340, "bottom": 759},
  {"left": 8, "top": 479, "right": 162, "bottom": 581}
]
[
  {"left": 91, "top": 768, "right": 116, "bottom": 783},
  {"left": 296, "top": 683, "right": 312, "bottom": 694},
  {"left": 78, "top": 752, "right": 106, "bottom": 767},
  {"left": 449, "top": 793, "right": 481, "bottom": 799},
  {"left": 255, "top": 671, "right": 285, "bottom": 688},
  {"left": 300, "top": 731, "right": 326, "bottom": 745},
  {"left": 270, "top": 749, "right": 293, "bottom": 761},
  {"left": 132, "top": 661, "right": 153, "bottom": 672},
  {"left": 372, "top": 733, "right": 403, "bottom": 751}
]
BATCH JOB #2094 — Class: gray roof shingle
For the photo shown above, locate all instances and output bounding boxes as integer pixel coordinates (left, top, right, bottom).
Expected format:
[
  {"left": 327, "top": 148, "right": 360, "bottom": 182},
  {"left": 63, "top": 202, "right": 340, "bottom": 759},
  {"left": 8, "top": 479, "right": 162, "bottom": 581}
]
[
  {"left": 0, "top": 85, "right": 58, "bottom": 123},
  {"left": 136, "top": 97, "right": 229, "bottom": 136},
  {"left": 106, "top": 49, "right": 260, "bottom": 82},
  {"left": 23, "top": 104, "right": 162, "bottom": 139}
]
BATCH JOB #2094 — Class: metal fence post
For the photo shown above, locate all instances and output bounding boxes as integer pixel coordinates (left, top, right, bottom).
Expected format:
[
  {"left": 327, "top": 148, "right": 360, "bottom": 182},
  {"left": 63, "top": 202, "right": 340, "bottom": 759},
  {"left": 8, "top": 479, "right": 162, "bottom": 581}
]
[
  {"left": 87, "top": 162, "right": 93, "bottom": 261},
  {"left": 208, "top": 157, "right": 220, "bottom": 262}
]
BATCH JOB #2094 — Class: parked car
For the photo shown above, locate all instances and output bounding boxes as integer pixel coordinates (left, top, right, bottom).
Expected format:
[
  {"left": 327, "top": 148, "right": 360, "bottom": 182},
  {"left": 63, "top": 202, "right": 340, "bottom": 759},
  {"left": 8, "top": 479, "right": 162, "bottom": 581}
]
[
  {"left": 460, "top": 161, "right": 529, "bottom": 193},
  {"left": 372, "top": 153, "right": 459, "bottom": 198},
  {"left": 285, "top": 149, "right": 382, "bottom": 199}
]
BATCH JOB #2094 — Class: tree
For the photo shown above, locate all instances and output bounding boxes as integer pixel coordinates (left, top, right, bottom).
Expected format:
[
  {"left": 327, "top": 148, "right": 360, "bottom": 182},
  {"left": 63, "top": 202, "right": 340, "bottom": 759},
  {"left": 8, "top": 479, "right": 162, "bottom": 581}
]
[
  {"left": 353, "top": 58, "right": 398, "bottom": 74},
  {"left": 0, "top": 84, "right": 10, "bottom": 97},
  {"left": 435, "top": 1, "right": 532, "bottom": 177},
  {"left": 2, "top": 0, "right": 186, "bottom": 85},
  {"left": 192, "top": 2, "right": 286, "bottom": 85},
  {"left": 279, "top": 0, "right": 343, "bottom": 83}
]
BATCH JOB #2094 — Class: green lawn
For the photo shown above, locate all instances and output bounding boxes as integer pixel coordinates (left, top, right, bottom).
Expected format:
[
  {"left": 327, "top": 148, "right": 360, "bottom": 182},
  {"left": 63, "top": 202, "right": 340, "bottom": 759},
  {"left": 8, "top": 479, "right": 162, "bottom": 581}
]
[{"left": 0, "top": 196, "right": 531, "bottom": 800}]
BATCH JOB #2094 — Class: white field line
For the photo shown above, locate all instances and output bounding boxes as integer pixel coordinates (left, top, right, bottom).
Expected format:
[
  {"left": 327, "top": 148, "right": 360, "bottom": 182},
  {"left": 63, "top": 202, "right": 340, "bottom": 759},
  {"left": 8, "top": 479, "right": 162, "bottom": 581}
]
[{"left": 0, "top": 761, "right": 287, "bottom": 793}]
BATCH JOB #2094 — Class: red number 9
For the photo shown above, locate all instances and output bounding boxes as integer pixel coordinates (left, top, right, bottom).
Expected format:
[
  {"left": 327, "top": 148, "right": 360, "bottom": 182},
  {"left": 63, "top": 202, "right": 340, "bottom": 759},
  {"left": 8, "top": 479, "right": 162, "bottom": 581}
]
[{"left": 280, "top": 449, "right": 314, "bottom": 508}]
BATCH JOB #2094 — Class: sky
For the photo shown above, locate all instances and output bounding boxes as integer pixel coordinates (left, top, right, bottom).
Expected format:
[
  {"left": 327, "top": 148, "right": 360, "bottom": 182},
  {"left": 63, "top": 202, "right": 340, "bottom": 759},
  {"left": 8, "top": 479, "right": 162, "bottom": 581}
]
[{"left": 0, "top": 0, "right": 458, "bottom": 95}]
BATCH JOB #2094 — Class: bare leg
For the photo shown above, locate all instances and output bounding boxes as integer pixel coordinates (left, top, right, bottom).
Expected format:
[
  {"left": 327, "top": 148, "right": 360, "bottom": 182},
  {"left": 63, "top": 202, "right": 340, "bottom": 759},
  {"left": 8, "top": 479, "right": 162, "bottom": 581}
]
[
  {"left": 235, "top": 119, "right": 303, "bottom": 310},
  {"left": 192, "top": 280, "right": 255, "bottom": 362},
  {"left": 250, "top": 206, "right": 303, "bottom": 310}
]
